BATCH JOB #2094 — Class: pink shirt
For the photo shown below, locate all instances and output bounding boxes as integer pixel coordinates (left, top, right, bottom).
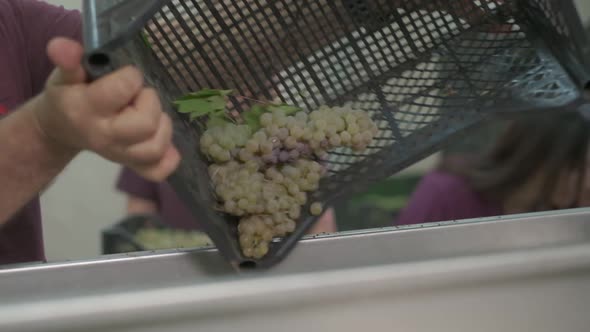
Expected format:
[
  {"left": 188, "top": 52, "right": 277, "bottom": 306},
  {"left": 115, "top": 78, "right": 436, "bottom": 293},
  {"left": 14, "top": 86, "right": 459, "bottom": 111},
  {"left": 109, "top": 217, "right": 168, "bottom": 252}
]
[{"left": 395, "top": 170, "right": 502, "bottom": 226}]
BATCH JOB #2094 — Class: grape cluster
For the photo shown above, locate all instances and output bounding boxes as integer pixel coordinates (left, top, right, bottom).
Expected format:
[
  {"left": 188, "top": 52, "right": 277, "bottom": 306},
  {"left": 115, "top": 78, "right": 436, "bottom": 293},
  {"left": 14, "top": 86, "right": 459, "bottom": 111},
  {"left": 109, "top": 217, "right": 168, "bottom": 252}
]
[
  {"left": 250, "top": 106, "right": 379, "bottom": 166},
  {"left": 200, "top": 105, "right": 378, "bottom": 259},
  {"left": 237, "top": 214, "right": 296, "bottom": 258},
  {"left": 200, "top": 124, "right": 250, "bottom": 163}
]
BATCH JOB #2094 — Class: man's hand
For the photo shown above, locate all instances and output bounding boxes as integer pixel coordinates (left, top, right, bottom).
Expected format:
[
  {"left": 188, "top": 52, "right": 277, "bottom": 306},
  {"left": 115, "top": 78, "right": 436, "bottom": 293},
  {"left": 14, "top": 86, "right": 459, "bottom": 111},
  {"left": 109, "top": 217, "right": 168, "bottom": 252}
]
[{"left": 32, "top": 37, "right": 180, "bottom": 181}]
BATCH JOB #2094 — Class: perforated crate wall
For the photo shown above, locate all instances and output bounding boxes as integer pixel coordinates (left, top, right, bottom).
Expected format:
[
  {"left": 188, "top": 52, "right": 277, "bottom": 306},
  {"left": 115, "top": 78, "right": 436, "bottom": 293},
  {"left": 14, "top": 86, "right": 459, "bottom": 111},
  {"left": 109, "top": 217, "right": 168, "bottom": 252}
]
[{"left": 84, "top": 0, "right": 590, "bottom": 269}]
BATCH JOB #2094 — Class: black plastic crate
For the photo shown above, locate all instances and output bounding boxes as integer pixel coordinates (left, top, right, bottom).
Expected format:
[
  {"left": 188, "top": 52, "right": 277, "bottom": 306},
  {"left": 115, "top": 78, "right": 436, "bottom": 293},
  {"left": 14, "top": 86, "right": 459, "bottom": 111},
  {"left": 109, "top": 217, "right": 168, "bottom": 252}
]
[
  {"left": 83, "top": 0, "right": 590, "bottom": 269},
  {"left": 102, "top": 214, "right": 212, "bottom": 255}
]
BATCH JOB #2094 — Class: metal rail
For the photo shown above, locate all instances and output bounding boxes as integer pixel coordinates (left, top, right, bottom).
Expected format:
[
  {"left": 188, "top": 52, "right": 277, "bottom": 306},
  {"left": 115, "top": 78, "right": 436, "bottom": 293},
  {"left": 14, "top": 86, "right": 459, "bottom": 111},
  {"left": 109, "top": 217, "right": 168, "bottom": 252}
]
[{"left": 1, "top": 208, "right": 590, "bottom": 331}]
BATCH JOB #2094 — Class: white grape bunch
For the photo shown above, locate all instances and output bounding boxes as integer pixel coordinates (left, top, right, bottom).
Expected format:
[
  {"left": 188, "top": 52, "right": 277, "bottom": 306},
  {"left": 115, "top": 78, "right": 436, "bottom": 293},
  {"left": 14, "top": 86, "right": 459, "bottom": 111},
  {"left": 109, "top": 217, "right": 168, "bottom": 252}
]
[{"left": 177, "top": 90, "right": 378, "bottom": 259}]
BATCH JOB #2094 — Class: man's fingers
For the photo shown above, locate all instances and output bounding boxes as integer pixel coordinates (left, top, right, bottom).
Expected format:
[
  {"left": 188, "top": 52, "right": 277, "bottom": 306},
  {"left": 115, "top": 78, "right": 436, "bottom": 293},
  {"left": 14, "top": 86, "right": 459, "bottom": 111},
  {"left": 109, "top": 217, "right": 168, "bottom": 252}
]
[
  {"left": 46, "top": 37, "right": 86, "bottom": 85},
  {"left": 110, "top": 89, "right": 162, "bottom": 143},
  {"left": 132, "top": 146, "right": 181, "bottom": 182},
  {"left": 87, "top": 66, "right": 144, "bottom": 113},
  {"left": 124, "top": 114, "right": 174, "bottom": 164}
]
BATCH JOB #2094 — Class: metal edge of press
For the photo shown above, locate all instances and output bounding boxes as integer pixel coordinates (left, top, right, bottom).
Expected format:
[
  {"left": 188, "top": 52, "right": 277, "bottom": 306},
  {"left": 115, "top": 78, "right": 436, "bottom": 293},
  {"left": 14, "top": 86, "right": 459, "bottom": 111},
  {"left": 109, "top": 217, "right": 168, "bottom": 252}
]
[
  {"left": 2, "top": 241, "right": 590, "bottom": 332},
  {"left": 1, "top": 207, "right": 589, "bottom": 274}
]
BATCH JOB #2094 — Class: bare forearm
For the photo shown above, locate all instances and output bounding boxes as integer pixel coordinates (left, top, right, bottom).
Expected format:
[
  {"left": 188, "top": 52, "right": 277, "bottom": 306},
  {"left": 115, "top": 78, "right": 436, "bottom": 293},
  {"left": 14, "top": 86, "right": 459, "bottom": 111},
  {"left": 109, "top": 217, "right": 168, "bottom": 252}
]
[{"left": 0, "top": 96, "right": 77, "bottom": 223}]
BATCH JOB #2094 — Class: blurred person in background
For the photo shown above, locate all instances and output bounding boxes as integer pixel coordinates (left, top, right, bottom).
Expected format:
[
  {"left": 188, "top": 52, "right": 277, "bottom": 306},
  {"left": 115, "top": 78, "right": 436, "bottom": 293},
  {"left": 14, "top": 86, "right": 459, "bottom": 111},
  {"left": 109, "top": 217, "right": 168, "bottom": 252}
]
[{"left": 395, "top": 110, "right": 590, "bottom": 226}]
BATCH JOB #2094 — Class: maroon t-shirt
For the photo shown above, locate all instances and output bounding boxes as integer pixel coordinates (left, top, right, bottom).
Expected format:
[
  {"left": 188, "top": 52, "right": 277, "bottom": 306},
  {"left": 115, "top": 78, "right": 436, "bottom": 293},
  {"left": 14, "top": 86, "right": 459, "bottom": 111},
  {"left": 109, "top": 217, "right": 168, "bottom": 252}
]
[
  {"left": 117, "top": 168, "right": 201, "bottom": 230},
  {"left": 395, "top": 170, "right": 502, "bottom": 226},
  {"left": 0, "top": 0, "right": 81, "bottom": 265}
]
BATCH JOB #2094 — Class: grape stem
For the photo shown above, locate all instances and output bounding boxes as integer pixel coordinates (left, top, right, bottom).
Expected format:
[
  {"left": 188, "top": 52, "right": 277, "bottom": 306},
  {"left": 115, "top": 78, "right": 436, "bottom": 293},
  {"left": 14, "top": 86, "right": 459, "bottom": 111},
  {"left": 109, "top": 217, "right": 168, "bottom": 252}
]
[{"left": 237, "top": 95, "right": 277, "bottom": 106}]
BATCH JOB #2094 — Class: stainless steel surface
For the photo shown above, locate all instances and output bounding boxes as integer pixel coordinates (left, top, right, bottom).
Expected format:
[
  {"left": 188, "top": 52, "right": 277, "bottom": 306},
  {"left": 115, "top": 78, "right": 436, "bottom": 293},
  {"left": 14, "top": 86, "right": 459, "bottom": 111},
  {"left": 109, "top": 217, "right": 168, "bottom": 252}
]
[{"left": 1, "top": 208, "right": 590, "bottom": 331}]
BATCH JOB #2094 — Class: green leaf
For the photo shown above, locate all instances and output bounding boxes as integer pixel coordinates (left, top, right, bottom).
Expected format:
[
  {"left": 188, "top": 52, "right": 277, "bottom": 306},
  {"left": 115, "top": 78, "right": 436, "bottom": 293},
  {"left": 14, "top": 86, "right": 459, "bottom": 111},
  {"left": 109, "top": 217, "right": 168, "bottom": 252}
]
[
  {"left": 174, "top": 89, "right": 230, "bottom": 122},
  {"left": 141, "top": 32, "right": 152, "bottom": 50},
  {"left": 175, "top": 99, "right": 216, "bottom": 117},
  {"left": 243, "top": 104, "right": 265, "bottom": 132},
  {"left": 189, "top": 112, "right": 203, "bottom": 121},
  {"left": 269, "top": 103, "right": 301, "bottom": 115},
  {"left": 207, "top": 111, "right": 230, "bottom": 128},
  {"left": 174, "top": 89, "right": 232, "bottom": 103},
  {"left": 174, "top": 95, "right": 201, "bottom": 102},
  {"left": 206, "top": 95, "right": 227, "bottom": 111}
]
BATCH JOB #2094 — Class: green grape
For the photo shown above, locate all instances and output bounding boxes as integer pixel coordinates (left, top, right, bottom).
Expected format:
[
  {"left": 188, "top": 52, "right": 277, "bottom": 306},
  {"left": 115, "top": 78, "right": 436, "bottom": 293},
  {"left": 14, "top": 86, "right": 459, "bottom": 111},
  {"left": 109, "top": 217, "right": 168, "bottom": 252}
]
[
  {"left": 284, "top": 136, "right": 298, "bottom": 149},
  {"left": 273, "top": 112, "right": 287, "bottom": 127},
  {"left": 310, "top": 202, "right": 323, "bottom": 216},
  {"left": 238, "top": 198, "right": 249, "bottom": 210},
  {"left": 282, "top": 165, "right": 300, "bottom": 179},
  {"left": 200, "top": 133, "right": 214, "bottom": 148},
  {"left": 253, "top": 131, "right": 268, "bottom": 142},
  {"left": 224, "top": 200, "right": 237, "bottom": 212},
  {"left": 245, "top": 139, "right": 260, "bottom": 153},
  {"left": 362, "top": 131, "right": 373, "bottom": 143},
  {"left": 217, "top": 150, "right": 231, "bottom": 162},
  {"left": 344, "top": 113, "right": 356, "bottom": 124},
  {"left": 306, "top": 172, "right": 320, "bottom": 184},
  {"left": 287, "top": 183, "right": 300, "bottom": 195},
  {"left": 286, "top": 116, "right": 297, "bottom": 129},
  {"left": 254, "top": 243, "right": 269, "bottom": 258},
  {"left": 267, "top": 200, "right": 279, "bottom": 213},
  {"left": 314, "top": 119, "right": 327, "bottom": 130},
  {"left": 340, "top": 131, "right": 352, "bottom": 144},
  {"left": 312, "top": 131, "right": 325, "bottom": 142},
  {"left": 285, "top": 220, "right": 296, "bottom": 233},
  {"left": 267, "top": 124, "right": 280, "bottom": 137},
  {"left": 243, "top": 247, "right": 255, "bottom": 258},
  {"left": 326, "top": 125, "right": 338, "bottom": 137},
  {"left": 279, "top": 197, "right": 290, "bottom": 210},
  {"left": 352, "top": 133, "right": 363, "bottom": 145},
  {"left": 239, "top": 234, "right": 252, "bottom": 247},
  {"left": 236, "top": 149, "right": 250, "bottom": 162},
  {"left": 218, "top": 136, "right": 235, "bottom": 150},
  {"left": 288, "top": 206, "right": 301, "bottom": 219},
  {"left": 335, "top": 117, "right": 346, "bottom": 132},
  {"left": 329, "top": 135, "right": 342, "bottom": 147},
  {"left": 290, "top": 126, "right": 304, "bottom": 139},
  {"left": 347, "top": 123, "right": 360, "bottom": 135},
  {"left": 260, "top": 141, "right": 274, "bottom": 154},
  {"left": 309, "top": 161, "right": 322, "bottom": 173},
  {"left": 260, "top": 113, "right": 273, "bottom": 127},
  {"left": 209, "top": 144, "right": 224, "bottom": 157},
  {"left": 295, "top": 192, "right": 307, "bottom": 205},
  {"left": 295, "top": 111, "right": 308, "bottom": 123}
]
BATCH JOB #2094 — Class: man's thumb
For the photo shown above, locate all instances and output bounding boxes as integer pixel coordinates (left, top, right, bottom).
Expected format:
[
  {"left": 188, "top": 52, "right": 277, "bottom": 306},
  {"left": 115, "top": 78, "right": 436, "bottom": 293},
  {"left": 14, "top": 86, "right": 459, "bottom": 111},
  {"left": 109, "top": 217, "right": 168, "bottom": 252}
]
[{"left": 46, "top": 37, "right": 86, "bottom": 85}]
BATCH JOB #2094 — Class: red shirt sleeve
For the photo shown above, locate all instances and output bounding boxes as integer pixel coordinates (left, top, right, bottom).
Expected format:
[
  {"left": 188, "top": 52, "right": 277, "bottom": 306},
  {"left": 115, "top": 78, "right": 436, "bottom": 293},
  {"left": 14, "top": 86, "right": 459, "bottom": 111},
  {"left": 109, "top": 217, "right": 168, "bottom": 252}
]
[{"left": 14, "top": 0, "right": 82, "bottom": 94}]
